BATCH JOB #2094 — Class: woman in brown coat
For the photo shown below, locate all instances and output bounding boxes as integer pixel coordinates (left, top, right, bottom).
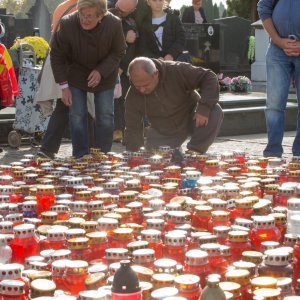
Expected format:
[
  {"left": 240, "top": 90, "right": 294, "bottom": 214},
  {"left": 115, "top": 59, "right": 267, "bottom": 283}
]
[{"left": 51, "top": 0, "right": 126, "bottom": 158}]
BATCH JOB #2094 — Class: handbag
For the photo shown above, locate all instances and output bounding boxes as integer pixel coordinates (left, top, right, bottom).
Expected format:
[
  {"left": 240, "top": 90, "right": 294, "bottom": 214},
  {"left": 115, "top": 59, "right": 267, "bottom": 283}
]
[
  {"left": 34, "top": 3, "right": 77, "bottom": 116},
  {"left": 34, "top": 54, "right": 61, "bottom": 116}
]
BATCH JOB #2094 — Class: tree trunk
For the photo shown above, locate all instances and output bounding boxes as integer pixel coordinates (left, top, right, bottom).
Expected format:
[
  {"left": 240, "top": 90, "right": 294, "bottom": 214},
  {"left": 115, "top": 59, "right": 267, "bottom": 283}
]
[{"left": 251, "top": 0, "right": 259, "bottom": 23}]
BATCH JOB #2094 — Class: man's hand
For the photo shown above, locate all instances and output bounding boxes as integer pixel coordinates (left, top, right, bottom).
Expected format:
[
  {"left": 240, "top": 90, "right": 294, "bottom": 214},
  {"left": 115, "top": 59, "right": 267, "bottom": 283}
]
[
  {"left": 164, "top": 54, "right": 174, "bottom": 61},
  {"left": 126, "top": 30, "right": 137, "bottom": 44},
  {"left": 194, "top": 112, "right": 208, "bottom": 127},
  {"left": 284, "top": 40, "right": 300, "bottom": 56},
  {"left": 272, "top": 36, "right": 294, "bottom": 50},
  {"left": 261, "top": 19, "right": 299, "bottom": 55},
  {"left": 88, "top": 70, "right": 101, "bottom": 88},
  {"left": 274, "top": 37, "right": 300, "bottom": 56},
  {"left": 61, "top": 87, "right": 72, "bottom": 106}
]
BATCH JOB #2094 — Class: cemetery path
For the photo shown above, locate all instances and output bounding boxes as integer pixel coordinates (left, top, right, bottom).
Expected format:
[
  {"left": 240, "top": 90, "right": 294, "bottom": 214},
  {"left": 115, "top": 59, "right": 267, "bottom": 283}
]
[{"left": 0, "top": 131, "right": 295, "bottom": 164}]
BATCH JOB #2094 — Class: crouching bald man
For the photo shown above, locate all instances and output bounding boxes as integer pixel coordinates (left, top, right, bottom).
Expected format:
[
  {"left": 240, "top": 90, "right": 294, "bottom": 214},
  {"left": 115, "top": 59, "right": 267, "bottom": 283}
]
[{"left": 124, "top": 57, "right": 223, "bottom": 153}]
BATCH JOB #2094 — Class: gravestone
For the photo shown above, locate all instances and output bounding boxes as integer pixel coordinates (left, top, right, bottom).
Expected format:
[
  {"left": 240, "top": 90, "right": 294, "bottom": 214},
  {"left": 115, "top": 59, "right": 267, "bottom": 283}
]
[
  {"left": 251, "top": 19, "right": 269, "bottom": 82},
  {"left": 0, "top": 13, "right": 16, "bottom": 48},
  {"left": 0, "top": 11, "right": 33, "bottom": 48},
  {"left": 183, "top": 23, "right": 220, "bottom": 74},
  {"left": 213, "top": 16, "right": 251, "bottom": 77},
  {"left": 27, "top": 0, "right": 51, "bottom": 41},
  {"left": 15, "top": 19, "right": 35, "bottom": 39}
]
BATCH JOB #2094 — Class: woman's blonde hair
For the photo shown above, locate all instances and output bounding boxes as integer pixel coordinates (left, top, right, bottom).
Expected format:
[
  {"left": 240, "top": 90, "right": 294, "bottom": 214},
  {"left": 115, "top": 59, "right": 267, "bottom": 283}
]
[{"left": 77, "top": 0, "right": 108, "bottom": 16}]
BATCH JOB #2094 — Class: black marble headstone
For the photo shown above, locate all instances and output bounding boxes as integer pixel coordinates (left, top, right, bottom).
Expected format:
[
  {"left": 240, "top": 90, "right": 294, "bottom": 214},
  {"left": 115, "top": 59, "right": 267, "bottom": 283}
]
[
  {"left": 183, "top": 23, "right": 220, "bottom": 74},
  {"left": 213, "top": 16, "right": 251, "bottom": 75},
  {"left": 0, "top": 14, "right": 16, "bottom": 48},
  {"left": 0, "top": 14, "right": 34, "bottom": 48}
]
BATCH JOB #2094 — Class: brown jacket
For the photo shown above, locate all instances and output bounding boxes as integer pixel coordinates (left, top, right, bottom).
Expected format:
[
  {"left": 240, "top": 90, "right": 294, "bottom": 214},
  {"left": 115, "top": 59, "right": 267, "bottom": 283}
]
[
  {"left": 124, "top": 59, "right": 220, "bottom": 151},
  {"left": 50, "top": 11, "right": 126, "bottom": 92}
]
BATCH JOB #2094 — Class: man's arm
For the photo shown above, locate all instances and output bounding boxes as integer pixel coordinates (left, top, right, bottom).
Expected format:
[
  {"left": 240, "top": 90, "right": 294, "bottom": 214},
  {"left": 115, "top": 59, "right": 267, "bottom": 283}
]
[
  {"left": 257, "top": 0, "right": 295, "bottom": 50},
  {"left": 176, "top": 63, "right": 219, "bottom": 118},
  {"left": 261, "top": 18, "right": 293, "bottom": 50}
]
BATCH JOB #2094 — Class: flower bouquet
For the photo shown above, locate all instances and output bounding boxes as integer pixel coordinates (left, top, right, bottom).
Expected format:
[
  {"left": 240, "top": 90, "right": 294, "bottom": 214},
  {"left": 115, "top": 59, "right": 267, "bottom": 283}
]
[
  {"left": 229, "top": 76, "right": 252, "bottom": 94},
  {"left": 10, "top": 36, "right": 49, "bottom": 65},
  {"left": 218, "top": 73, "right": 231, "bottom": 92}
]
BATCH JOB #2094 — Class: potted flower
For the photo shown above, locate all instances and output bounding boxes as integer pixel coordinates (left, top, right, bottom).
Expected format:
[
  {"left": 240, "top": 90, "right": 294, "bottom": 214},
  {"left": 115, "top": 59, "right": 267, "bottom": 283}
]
[
  {"left": 229, "top": 76, "right": 252, "bottom": 94},
  {"left": 218, "top": 73, "right": 231, "bottom": 92},
  {"left": 10, "top": 36, "right": 49, "bottom": 65}
]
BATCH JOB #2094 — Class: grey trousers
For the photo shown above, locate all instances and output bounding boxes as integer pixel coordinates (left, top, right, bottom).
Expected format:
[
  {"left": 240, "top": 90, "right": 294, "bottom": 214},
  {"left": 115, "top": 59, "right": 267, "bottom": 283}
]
[{"left": 145, "top": 103, "right": 223, "bottom": 153}]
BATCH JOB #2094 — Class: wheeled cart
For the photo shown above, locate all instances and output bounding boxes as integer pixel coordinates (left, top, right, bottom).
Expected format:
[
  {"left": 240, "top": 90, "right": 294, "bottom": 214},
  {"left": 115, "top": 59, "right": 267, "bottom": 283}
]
[{"left": 8, "top": 44, "right": 50, "bottom": 148}]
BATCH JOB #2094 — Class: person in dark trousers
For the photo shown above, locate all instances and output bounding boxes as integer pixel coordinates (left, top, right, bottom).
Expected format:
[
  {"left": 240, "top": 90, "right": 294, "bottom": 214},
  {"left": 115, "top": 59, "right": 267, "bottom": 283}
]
[
  {"left": 124, "top": 57, "right": 223, "bottom": 153},
  {"left": 257, "top": 0, "right": 300, "bottom": 157},
  {"left": 110, "top": 0, "right": 138, "bottom": 143},
  {"left": 181, "top": 0, "right": 207, "bottom": 24}
]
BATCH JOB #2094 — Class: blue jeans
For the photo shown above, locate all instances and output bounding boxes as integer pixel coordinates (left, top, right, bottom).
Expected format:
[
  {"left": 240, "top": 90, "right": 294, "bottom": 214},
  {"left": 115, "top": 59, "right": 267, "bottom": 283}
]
[
  {"left": 264, "top": 42, "right": 300, "bottom": 157},
  {"left": 69, "top": 86, "right": 114, "bottom": 158}
]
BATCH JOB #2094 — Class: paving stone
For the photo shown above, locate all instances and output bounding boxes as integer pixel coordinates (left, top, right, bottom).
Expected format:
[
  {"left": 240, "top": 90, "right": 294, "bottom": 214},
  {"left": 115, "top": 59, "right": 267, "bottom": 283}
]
[{"left": 0, "top": 131, "right": 296, "bottom": 164}]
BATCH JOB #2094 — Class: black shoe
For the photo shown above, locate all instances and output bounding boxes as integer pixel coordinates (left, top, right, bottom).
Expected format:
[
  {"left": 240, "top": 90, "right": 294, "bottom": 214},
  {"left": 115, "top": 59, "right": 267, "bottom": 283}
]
[
  {"left": 36, "top": 150, "right": 55, "bottom": 160},
  {"left": 171, "top": 148, "right": 184, "bottom": 164}
]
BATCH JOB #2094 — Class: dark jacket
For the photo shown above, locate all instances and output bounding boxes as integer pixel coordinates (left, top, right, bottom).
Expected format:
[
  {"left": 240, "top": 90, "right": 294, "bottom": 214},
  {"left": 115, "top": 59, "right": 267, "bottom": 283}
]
[
  {"left": 124, "top": 59, "right": 220, "bottom": 151},
  {"left": 138, "top": 9, "right": 185, "bottom": 60},
  {"left": 181, "top": 6, "right": 207, "bottom": 24},
  {"left": 110, "top": 7, "right": 138, "bottom": 73},
  {"left": 50, "top": 11, "right": 126, "bottom": 92}
]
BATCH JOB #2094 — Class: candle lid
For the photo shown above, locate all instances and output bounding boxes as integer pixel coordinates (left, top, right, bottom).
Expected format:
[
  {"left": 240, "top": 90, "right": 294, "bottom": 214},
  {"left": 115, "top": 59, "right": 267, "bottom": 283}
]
[
  {"left": 151, "top": 287, "right": 179, "bottom": 299},
  {"left": 78, "top": 290, "right": 107, "bottom": 300}
]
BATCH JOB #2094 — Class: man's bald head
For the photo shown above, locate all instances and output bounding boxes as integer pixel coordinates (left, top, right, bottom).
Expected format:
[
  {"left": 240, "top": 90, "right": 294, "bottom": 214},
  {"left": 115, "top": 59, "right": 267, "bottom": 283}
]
[
  {"left": 128, "top": 57, "right": 159, "bottom": 95},
  {"left": 128, "top": 57, "right": 157, "bottom": 77},
  {"left": 116, "top": 0, "right": 138, "bottom": 14}
]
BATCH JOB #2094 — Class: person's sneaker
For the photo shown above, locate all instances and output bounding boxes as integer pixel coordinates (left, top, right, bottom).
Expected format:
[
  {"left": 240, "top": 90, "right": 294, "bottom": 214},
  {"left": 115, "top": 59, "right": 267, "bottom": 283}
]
[
  {"left": 113, "top": 130, "right": 123, "bottom": 143},
  {"left": 36, "top": 150, "right": 55, "bottom": 160}
]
